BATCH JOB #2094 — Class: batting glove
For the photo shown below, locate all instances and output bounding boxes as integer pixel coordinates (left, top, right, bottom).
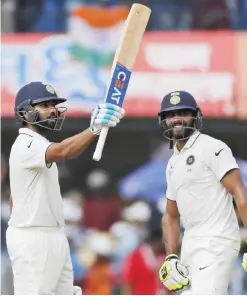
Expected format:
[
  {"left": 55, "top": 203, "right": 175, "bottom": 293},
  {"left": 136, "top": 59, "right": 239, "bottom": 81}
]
[
  {"left": 90, "top": 103, "right": 125, "bottom": 135},
  {"left": 242, "top": 240, "right": 247, "bottom": 272},
  {"left": 159, "top": 254, "right": 190, "bottom": 292}
]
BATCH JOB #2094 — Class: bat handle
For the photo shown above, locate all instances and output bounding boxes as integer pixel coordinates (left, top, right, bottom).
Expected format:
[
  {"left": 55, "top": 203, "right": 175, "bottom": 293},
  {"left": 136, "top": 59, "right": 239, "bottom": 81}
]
[{"left": 93, "top": 127, "right": 109, "bottom": 161}]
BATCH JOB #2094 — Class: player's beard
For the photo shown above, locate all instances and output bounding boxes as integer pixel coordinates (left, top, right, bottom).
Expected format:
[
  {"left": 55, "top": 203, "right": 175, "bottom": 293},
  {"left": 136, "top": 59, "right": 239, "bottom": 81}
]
[
  {"left": 34, "top": 114, "right": 57, "bottom": 135},
  {"left": 163, "top": 118, "right": 195, "bottom": 140},
  {"left": 171, "top": 122, "right": 195, "bottom": 140}
]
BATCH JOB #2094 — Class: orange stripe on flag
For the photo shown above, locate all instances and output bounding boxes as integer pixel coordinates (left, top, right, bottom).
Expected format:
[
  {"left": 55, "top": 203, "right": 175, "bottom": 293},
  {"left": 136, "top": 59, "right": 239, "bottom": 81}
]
[{"left": 71, "top": 6, "right": 129, "bottom": 28}]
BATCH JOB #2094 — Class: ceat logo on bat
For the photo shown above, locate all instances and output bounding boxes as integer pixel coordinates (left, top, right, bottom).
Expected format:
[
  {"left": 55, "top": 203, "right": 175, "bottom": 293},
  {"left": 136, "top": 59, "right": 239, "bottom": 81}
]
[
  {"left": 106, "top": 63, "right": 131, "bottom": 107},
  {"left": 111, "top": 71, "right": 127, "bottom": 105}
]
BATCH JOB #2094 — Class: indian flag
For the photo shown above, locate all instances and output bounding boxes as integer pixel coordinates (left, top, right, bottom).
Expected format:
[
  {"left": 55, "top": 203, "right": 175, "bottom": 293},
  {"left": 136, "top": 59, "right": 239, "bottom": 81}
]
[{"left": 68, "top": 6, "right": 129, "bottom": 67}]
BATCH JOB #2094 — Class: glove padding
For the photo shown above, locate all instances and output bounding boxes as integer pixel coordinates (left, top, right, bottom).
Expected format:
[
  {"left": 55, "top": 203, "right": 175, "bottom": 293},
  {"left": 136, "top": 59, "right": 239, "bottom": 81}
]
[
  {"left": 90, "top": 103, "right": 125, "bottom": 135},
  {"left": 159, "top": 254, "right": 190, "bottom": 292}
]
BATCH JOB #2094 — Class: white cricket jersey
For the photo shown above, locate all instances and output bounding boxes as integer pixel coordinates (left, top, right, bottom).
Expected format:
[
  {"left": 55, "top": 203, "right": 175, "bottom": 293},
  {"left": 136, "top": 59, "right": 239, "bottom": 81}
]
[
  {"left": 166, "top": 131, "right": 241, "bottom": 249},
  {"left": 8, "top": 128, "right": 65, "bottom": 228}
]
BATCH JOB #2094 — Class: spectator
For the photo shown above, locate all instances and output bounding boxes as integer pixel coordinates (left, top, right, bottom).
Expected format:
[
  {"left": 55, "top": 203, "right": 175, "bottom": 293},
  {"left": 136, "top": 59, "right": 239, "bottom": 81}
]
[
  {"left": 193, "top": 0, "right": 230, "bottom": 30},
  {"left": 109, "top": 200, "right": 153, "bottom": 293},
  {"left": 33, "top": 0, "right": 66, "bottom": 32},
  {"left": 147, "top": 0, "right": 194, "bottom": 31},
  {"left": 241, "top": 0, "right": 247, "bottom": 29},
  {"left": 82, "top": 170, "right": 122, "bottom": 231},
  {"left": 122, "top": 229, "right": 170, "bottom": 295},
  {"left": 14, "top": 0, "right": 44, "bottom": 32},
  {"left": 63, "top": 195, "right": 85, "bottom": 249},
  {"left": 83, "top": 231, "right": 115, "bottom": 294}
]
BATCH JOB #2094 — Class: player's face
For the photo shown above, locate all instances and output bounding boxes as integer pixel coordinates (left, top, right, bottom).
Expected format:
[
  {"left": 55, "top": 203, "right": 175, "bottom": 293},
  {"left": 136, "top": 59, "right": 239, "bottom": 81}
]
[
  {"left": 165, "top": 109, "right": 194, "bottom": 139},
  {"left": 34, "top": 101, "right": 58, "bottom": 129}
]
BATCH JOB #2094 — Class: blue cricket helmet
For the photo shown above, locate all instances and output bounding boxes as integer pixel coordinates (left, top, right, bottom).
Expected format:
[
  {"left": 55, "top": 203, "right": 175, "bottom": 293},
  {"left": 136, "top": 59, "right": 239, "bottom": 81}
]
[
  {"left": 15, "top": 82, "right": 67, "bottom": 131},
  {"left": 158, "top": 91, "right": 203, "bottom": 141},
  {"left": 15, "top": 82, "right": 66, "bottom": 110},
  {"left": 158, "top": 91, "right": 199, "bottom": 114}
]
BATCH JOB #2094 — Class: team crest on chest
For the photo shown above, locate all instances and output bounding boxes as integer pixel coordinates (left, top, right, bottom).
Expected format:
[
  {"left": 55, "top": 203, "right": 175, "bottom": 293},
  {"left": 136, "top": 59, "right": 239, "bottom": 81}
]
[{"left": 186, "top": 155, "right": 195, "bottom": 165}]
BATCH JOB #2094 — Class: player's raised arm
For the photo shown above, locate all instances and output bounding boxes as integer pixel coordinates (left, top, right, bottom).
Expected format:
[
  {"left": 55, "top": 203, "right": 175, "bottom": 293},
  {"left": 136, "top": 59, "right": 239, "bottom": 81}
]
[
  {"left": 45, "top": 103, "right": 124, "bottom": 163},
  {"left": 45, "top": 128, "right": 96, "bottom": 163}
]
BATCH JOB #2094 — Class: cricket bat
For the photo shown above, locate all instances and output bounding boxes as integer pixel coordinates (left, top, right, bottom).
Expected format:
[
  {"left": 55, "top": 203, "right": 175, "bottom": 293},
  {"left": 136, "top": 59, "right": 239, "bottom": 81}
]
[{"left": 92, "top": 3, "right": 151, "bottom": 161}]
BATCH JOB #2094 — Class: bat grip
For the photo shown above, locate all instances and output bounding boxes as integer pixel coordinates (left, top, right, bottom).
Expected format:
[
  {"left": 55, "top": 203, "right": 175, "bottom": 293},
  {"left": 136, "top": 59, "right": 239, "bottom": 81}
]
[{"left": 93, "top": 127, "right": 109, "bottom": 161}]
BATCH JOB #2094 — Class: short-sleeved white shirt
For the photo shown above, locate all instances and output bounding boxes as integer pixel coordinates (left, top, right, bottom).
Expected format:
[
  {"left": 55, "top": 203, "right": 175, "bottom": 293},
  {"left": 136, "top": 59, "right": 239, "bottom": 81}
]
[
  {"left": 8, "top": 128, "right": 65, "bottom": 228},
  {"left": 166, "top": 131, "right": 240, "bottom": 249}
]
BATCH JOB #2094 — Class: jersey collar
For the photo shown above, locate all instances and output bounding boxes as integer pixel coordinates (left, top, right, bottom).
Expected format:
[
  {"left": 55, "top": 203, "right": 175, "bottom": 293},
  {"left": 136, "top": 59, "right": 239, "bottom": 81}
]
[
  {"left": 174, "top": 131, "right": 201, "bottom": 154},
  {"left": 19, "top": 128, "right": 47, "bottom": 140}
]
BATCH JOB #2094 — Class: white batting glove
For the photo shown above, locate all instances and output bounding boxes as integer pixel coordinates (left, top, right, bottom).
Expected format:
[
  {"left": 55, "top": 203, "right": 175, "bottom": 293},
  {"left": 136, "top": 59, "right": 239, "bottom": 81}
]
[
  {"left": 90, "top": 103, "right": 125, "bottom": 135},
  {"left": 159, "top": 254, "right": 190, "bottom": 292},
  {"left": 242, "top": 240, "right": 247, "bottom": 272}
]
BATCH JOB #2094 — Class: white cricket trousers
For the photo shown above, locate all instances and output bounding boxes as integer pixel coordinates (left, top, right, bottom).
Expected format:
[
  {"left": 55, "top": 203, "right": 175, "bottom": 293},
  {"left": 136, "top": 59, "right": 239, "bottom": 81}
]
[
  {"left": 6, "top": 226, "right": 74, "bottom": 295},
  {"left": 180, "top": 237, "right": 239, "bottom": 295}
]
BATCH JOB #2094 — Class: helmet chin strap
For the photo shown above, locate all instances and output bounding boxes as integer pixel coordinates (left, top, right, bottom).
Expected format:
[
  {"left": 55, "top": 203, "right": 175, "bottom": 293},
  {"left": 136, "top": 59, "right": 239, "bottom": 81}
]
[
  {"left": 167, "top": 125, "right": 196, "bottom": 150},
  {"left": 31, "top": 120, "right": 50, "bottom": 136},
  {"left": 21, "top": 106, "right": 66, "bottom": 132},
  {"left": 163, "top": 125, "right": 194, "bottom": 140}
]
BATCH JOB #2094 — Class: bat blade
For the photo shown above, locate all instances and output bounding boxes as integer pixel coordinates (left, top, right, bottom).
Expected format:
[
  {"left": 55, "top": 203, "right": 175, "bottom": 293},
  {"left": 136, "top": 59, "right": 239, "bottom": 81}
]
[{"left": 93, "top": 3, "right": 151, "bottom": 161}]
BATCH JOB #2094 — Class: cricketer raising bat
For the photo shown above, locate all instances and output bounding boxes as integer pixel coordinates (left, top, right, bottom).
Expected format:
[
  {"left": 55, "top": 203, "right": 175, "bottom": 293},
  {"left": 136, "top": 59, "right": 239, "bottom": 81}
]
[{"left": 92, "top": 3, "right": 151, "bottom": 161}]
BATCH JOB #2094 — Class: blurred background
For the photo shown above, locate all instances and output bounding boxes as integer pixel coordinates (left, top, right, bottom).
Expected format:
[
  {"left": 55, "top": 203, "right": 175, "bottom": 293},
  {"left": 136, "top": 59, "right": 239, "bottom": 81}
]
[{"left": 1, "top": 0, "right": 247, "bottom": 294}]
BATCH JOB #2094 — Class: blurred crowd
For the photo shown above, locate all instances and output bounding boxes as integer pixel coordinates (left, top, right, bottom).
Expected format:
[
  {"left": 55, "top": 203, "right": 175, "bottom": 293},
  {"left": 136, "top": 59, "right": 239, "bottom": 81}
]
[
  {"left": 1, "top": 0, "right": 247, "bottom": 33},
  {"left": 1, "top": 153, "right": 247, "bottom": 295}
]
